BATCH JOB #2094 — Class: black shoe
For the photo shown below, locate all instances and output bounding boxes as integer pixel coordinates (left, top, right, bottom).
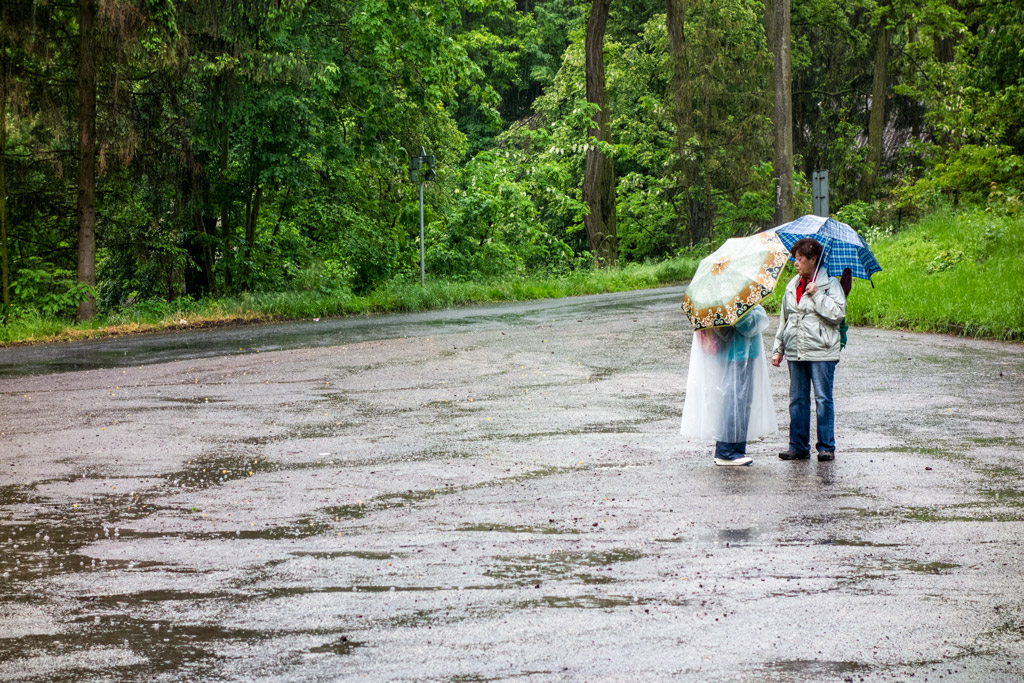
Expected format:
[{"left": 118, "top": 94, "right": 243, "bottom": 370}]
[
  {"left": 778, "top": 450, "right": 810, "bottom": 460},
  {"left": 817, "top": 450, "right": 835, "bottom": 461}
]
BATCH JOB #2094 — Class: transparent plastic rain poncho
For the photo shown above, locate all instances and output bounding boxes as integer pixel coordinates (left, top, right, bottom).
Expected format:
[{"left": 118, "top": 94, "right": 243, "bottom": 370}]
[{"left": 680, "top": 305, "right": 777, "bottom": 442}]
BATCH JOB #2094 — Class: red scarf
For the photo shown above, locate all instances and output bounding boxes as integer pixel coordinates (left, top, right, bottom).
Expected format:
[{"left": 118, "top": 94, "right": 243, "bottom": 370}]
[{"left": 795, "top": 277, "right": 809, "bottom": 303}]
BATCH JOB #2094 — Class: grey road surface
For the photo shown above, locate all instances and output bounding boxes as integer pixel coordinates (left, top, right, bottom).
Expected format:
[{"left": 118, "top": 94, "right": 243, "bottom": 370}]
[{"left": 2, "top": 287, "right": 1023, "bottom": 682}]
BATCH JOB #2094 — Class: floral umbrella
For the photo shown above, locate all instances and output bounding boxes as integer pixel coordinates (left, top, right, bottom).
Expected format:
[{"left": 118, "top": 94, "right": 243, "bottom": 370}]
[{"left": 681, "top": 231, "right": 789, "bottom": 330}]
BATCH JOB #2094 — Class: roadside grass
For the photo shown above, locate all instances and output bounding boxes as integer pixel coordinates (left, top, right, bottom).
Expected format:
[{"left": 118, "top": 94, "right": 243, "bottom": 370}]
[
  {"left": 847, "top": 209, "right": 1024, "bottom": 340},
  {"left": 0, "top": 256, "right": 700, "bottom": 345}
]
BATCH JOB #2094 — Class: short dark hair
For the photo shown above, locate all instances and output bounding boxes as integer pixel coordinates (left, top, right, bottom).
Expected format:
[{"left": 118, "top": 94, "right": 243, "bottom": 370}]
[{"left": 791, "top": 237, "right": 822, "bottom": 261}]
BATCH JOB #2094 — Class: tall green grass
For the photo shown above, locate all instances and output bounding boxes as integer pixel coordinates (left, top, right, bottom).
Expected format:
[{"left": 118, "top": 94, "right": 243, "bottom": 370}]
[
  {"left": 847, "top": 209, "right": 1024, "bottom": 340},
  {"left": 0, "top": 256, "right": 700, "bottom": 345}
]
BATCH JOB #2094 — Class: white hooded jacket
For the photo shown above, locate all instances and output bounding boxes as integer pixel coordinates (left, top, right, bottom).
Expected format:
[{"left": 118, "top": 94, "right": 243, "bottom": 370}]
[{"left": 772, "top": 270, "right": 847, "bottom": 362}]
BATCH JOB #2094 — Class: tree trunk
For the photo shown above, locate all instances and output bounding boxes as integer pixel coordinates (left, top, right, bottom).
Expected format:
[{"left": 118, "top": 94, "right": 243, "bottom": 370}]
[
  {"left": 583, "top": 0, "right": 617, "bottom": 266},
  {"left": 220, "top": 120, "right": 232, "bottom": 290},
  {"left": 182, "top": 140, "right": 215, "bottom": 297},
  {"left": 701, "top": 86, "right": 713, "bottom": 239},
  {"left": 770, "top": 0, "right": 793, "bottom": 225},
  {"left": 244, "top": 183, "right": 261, "bottom": 262},
  {"left": 0, "top": 19, "right": 9, "bottom": 325},
  {"left": 76, "top": 0, "right": 98, "bottom": 321},
  {"left": 201, "top": 216, "right": 216, "bottom": 290},
  {"left": 864, "top": 16, "right": 891, "bottom": 197},
  {"left": 934, "top": 34, "right": 954, "bottom": 64},
  {"left": 665, "top": 0, "right": 710, "bottom": 247},
  {"left": 184, "top": 214, "right": 215, "bottom": 297}
]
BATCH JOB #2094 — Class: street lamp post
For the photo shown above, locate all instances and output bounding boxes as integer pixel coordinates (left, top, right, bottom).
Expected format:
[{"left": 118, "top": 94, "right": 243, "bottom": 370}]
[{"left": 409, "top": 147, "right": 436, "bottom": 286}]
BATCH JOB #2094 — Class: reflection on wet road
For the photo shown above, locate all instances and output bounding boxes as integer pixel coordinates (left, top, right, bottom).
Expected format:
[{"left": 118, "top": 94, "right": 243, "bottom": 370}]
[{"left": 0, "top": 287, "right": 685, "bottom": 377}]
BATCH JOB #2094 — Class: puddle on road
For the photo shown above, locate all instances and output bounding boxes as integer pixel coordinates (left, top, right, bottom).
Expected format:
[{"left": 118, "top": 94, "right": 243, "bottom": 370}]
[
  {"left": 860, "top": 438, "right": 1024, "bottom": 474},
  {"left": 966, "top": 435, "right": 1024, "bottom": 448},
  {"left": 0, "top": 618, "right": 273, "bottom": 681},
  {"left": 308, "top": 635, "right": 361, "bottom": 655},
  {"left": 0, "top": 461, "right": 591, "bottom": 583},
  {"left": 322, "top": 503, "right": 368, "bottom": 521},
  {"left": 251, "top": 582, "right": 597, "bottom": 603},
  {"left": 0, "top": 484, "right": 32, "bottom": 506},
  {"left": 91, "top": 590, "right": 231, "bottom": 608},
  {"left": 980, "top": 488, "right": 1024, "bottom": 505},
  {"left": 502, "top": 423, "right": 642, "bottom": 441},
  {"left": 158, "top": 516, "right": 335, "bottom": 541},
  {"left": 239, "top": 516, "right": 334, "bottom": 540},
  {"left": 0, "top": 615, "right": 361, "bottom": 680},
  {"left": 155, "top": 396, "right": 232, "bottom": 405},
  {"left": 716, "top": 527, "right": 761, "bottom": 545},
  {"left": 817, "top": 485, "right": 1024, "bottom": 525},
  {"left": 260, "top": 585, "right": 440, "bottom": 600},
  {"left": 317, "top": 465, "right": 581, "bottom": 525},
  {"left": 584, "top": 367, "right": 616, "bottom": 382},
  {"left": 578, "top": 573, "right": 617, "bottom": 585},
  {"left": 0, "top": 498, "right": 336, "bottom": 591},
  {"left": 282, "top": 422, "right": 351, "bottom": 440},
  {"left": 825, "top": 538, "right": 902, "bottom": 548},
  {"left": 900, "top": 503, "right": 1024, "bottom": 523},
  {"left": 633, "top": 401, "right": 685, "bottom": 421},
  {"left": 758, "top": 658, "right": 870, "bottom": 679},
  {"left": 154, "top": 448, "right": 376, "bottom": 492},
  {"left": 236, "top": 434, "right": 273, "bottom": 446},
  {"left": 159, "top": 454, "right": 277, "bottom": 490},
  {"left": 859, "top": 445, "right": 967, "bottom": 462},
  {"left": 514, "top": 594, "right": 686, "bottom": 610},
  {"left": 657, "top": 527, "right": 765, "bottom": 548},
  {"left": 380, "top": 608, "right": 444, "bottom": 629},
  {"left": 456, "top": 523, "right": 579, "bottom": 535},
  {"left": 894, "top": 560, "right": 959, "bottom": 574},
  {"left": 484, "top": 548, "right": 644, "bottom": 585},
  {"left": 290, "top": 550, "right": 393, "bottom": 560},
  {"left": 314, "top": 447, "right": 479, "bottom": 473},
  {"left": 848, "top": 557, "right": 960, "bottom": 581},
  {"left": 448, "top": 674, "right": 514, "bottom": 683},
  {"left": 0, "top": 487, "right": 165, "bottom": 585},
  {"left": 978, "top": 464, "right": 1024, "bottom": 480}
]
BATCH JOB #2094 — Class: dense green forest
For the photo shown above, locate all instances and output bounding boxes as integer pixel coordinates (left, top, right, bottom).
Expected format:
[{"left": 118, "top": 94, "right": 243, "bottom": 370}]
[{"left": 0, "top": 0, "right": 1021, "bottom": 330}]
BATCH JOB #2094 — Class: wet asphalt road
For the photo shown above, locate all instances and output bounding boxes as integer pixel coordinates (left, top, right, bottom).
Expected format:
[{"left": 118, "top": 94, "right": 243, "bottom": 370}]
[{"left": 1, "top": 286, "right": 1023, "bottom": 682}]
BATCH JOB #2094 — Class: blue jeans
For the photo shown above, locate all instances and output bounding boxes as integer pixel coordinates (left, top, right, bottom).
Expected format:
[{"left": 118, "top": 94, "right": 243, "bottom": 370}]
[
  {"left": 715, "top": 360, "right": 754, "bottom": 460},
  {"left": 715, "top": 440, "right": 747, "bottom": 460},
  {"left": 787, "top": 360, "right": 837, "bottom": 455}
]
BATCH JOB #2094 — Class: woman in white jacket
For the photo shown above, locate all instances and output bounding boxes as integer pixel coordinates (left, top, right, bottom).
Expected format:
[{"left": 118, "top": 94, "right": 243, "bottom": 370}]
[{"left": 770, "top": 238, "right": 846, "bottom": 461}]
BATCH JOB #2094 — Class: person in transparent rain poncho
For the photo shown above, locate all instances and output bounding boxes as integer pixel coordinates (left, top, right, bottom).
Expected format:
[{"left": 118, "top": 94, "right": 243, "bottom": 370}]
[{"left": 680, "top": 304, "right": 777, "bottom": 466}]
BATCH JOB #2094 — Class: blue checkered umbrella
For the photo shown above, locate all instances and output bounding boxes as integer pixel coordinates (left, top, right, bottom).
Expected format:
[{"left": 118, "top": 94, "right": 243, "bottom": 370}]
[{"left": 767, "top": 215, "right": 882, "bottom": 281}]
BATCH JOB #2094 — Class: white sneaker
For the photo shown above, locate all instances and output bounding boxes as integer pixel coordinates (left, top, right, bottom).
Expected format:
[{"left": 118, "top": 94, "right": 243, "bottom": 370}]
[{"left": 714, "top": 456, "right": 753, "bottom": 466}]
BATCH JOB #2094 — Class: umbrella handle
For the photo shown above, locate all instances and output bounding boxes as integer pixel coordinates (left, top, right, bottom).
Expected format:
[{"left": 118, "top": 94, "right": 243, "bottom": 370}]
[{"left": 812, "top": 237, "right": 831, "bottom": 281}]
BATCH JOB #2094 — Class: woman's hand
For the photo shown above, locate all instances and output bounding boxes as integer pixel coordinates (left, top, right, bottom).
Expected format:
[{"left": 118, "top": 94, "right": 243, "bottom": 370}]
[
  {"left": 804, "top": 281, "right": 817, "bottom": 297},
  {"left": 771, "top": 353, "right": 783, "bottom": 367}
]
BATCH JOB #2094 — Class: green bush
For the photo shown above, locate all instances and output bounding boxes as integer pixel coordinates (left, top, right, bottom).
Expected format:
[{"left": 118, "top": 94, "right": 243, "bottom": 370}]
[
  {"left": 10, "top": 264, "right": 94, "bottom": 318},
  {"left": 896, "top": 144, "right": 1024, "bottom": 209},
  {"left": 429, "top": 150, "right": 577, "bottom": 279}
]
